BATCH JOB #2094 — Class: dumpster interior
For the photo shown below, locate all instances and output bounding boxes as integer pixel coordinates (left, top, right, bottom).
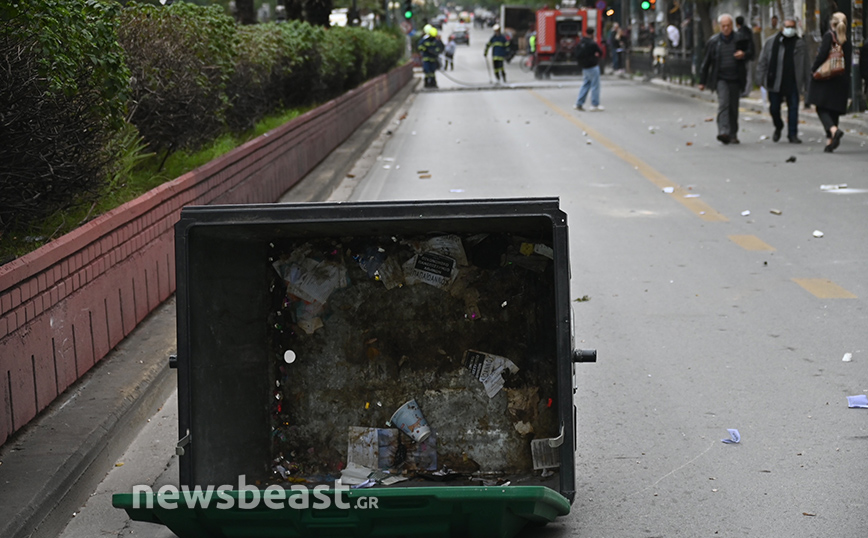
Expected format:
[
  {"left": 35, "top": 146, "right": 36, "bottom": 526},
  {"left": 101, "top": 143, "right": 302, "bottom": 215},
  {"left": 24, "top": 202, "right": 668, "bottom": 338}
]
[{"left": 185, "top": 214, "right": 567, "bottom": 492}]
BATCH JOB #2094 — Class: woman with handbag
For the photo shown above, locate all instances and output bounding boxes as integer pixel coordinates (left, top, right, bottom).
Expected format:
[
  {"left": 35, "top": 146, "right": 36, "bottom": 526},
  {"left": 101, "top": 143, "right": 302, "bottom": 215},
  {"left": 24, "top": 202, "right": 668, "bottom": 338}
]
[{"left": 808, "top": 12, "right": 852, "bottom": 153}]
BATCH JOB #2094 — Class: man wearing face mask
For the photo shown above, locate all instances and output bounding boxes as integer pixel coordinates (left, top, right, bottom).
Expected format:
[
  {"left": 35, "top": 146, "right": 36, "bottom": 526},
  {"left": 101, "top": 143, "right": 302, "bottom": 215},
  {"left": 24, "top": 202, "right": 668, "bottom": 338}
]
[{"left": 756, "top": 18, "right": 810, "bottom": 143}]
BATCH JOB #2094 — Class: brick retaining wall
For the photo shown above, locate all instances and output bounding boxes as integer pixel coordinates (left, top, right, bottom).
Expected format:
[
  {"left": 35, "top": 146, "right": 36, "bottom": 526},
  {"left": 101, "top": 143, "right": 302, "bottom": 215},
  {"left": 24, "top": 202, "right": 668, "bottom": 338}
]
[{"left": 0, "top": 63, "right": 413, "bottom": 446}]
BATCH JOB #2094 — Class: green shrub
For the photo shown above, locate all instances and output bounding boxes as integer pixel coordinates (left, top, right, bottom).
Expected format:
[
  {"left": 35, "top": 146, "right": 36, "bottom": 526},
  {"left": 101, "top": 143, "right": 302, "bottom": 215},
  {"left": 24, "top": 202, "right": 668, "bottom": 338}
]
[
  {"left": 0, "top": 0, "right": 129, "bottom": 231},
  {"left": 118, "top": 1, "right": 237, "bottom": 153},
  {"left": 275, "top": 20, "right": 324, "bottom": 105},
  {"left": 227, "top": 23, "right": 286, "bottom": 132}
]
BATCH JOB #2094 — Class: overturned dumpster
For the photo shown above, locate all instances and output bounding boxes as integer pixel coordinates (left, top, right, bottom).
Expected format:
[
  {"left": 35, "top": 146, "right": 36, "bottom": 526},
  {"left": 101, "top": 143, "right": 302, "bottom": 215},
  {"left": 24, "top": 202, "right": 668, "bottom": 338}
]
[{"left": 113, "top": 198, "right": 595, "bottom": 538}]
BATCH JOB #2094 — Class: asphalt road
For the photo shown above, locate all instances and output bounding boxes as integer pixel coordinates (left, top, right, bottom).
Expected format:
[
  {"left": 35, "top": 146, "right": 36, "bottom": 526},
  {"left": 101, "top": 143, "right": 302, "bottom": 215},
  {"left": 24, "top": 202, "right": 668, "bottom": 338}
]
[{"left": 59, "top": 22, "right": 867, "bottom": 538}]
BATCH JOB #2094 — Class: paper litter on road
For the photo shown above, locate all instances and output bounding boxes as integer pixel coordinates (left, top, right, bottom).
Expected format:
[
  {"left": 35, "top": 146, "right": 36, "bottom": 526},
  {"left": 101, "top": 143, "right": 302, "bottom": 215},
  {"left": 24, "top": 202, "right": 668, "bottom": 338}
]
[
  {"left": 812, "top": 230, "right": 824, "bottom": 238},
  {"left": 820, "top": 184, "right": 847, "bottom": 191},
  {"left": 662, "top": 187, "right": 675, "bottom": 194},
  {"left": 722, "top": 429, "right": 741, "bottom": 444},
  {"left": 842, "top": 353, "right": 853, "bottom": 362},
  {"left": 741, "top": 210, "right": 751, "bottom": 216},
  {"left": 847, "top": 395, "right": 868, "bottom": 408}
]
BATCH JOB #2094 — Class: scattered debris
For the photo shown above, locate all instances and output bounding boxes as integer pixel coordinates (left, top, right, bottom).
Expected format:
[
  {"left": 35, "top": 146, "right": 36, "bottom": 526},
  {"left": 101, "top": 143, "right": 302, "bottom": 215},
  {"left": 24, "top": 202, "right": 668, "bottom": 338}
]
[
  {"left": 847, "top": 395, "right": 868, "bottom": 408},
  {"left": 770, "top": 209, "right": 782, "bottom": 215},
  {"left": 684, "top": 194, "right": 700, "bottom": 198},
  {"left": 812, "top": 230, "right": 824, "bottom": 238},
  {"left": 741, "top": 210, "right": 751, "bottom": 216},
  {"left": 802, "top": 512, "right": 816, "bottom": 517},
  {"left": 842, "top": 353, "right": 852, "bottom": 362},
  {"left": 573, "top": 295, "right": 590, "bottom": 302},
  {"left": 722, "top": 429, "right": 740, "bottom": 444},
  {"left": 662, "top": 186, "right": 675, "bottom": 194},
  {"left": 686, "top": 141, "right": 693, "bottom": 146},
  {"left": 786, "top": 156, "right": 796, "bottom": 163},
  {"left": 820, "top": 184, "right": 847, "bottom": 191}
]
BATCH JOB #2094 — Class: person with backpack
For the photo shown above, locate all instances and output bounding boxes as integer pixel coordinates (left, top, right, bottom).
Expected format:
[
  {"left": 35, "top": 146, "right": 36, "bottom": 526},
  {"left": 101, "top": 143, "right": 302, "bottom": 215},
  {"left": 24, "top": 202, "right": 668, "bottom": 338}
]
[{"left": 573, "top": 27, "right": 604, "bottom": 111}]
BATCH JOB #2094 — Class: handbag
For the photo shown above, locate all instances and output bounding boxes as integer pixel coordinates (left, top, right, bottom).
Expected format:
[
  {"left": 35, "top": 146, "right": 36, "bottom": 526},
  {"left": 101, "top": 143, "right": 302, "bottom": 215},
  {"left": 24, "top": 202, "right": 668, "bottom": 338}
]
[{"left": 813, "top": 34, "right": 845, "bottom": 80}]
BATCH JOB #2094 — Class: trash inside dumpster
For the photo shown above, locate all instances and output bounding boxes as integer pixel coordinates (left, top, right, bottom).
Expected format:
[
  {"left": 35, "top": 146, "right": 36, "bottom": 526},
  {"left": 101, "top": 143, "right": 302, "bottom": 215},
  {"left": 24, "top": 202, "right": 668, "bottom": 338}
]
[{"left": 113, "top": 198, "right": 594, "bottom": 538}]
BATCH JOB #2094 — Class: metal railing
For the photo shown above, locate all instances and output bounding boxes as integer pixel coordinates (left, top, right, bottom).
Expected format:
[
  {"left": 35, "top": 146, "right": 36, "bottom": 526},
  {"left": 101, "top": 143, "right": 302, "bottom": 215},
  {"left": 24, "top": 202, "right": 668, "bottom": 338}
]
[{"left": 627, "top": 46, "right": 697, "bottom": 85}]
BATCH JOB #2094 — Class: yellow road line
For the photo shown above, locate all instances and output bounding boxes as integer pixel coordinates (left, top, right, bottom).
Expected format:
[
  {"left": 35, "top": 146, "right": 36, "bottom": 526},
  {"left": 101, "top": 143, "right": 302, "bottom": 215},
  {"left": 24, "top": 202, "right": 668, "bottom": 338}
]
[
  {"left": 530, "top": 90, "right": 728, "bottom": 222},
  {"left": 792, "top": 278, "right": 857, "bottom": 299},
  {"left": 728, "top": 235, "right": 776, "bottom": 251}
]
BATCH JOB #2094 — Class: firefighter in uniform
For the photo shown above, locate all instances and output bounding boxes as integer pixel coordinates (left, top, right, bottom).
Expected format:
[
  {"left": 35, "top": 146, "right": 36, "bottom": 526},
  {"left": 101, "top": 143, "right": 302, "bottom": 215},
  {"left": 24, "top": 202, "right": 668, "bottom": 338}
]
[
  {"left": 484, "top": 25, "right": 510, "bottom": 82},
  {"left": 418, "top": 25, "right": 444, "bottom": 88}
]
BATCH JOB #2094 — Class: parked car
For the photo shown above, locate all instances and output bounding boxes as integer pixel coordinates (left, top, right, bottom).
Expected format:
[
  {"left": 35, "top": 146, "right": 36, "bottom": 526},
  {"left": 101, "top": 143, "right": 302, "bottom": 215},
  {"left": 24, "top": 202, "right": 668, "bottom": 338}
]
[{"left": 452, "top": 28, "right": 469, "bottom": 45}]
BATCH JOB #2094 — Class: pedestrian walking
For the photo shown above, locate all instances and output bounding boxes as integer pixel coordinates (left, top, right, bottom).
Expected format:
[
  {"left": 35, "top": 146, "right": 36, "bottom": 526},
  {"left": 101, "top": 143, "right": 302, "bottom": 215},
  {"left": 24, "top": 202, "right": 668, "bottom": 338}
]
[
  {"left": 756, "top": 18, "right": 810, "bottom": 143},
  {"left": 418, "top": 25, "right": 444, "bottom": 88},
  {"left": 444, "top": 35, "right": 456, "bottom": 71},
  {"left": 573, "top": 27, "right": 604, "bottom": 111},
  {"left": 698, "top": 14, "right": 752, "bottom": 144},
  {"left": 484, "top": 25, "right": 510, "bottom": 83},
  {"left": 735, "top": 16, "right": 757, "bottom": 97},
  {"left": 808, "top": 12, "right": 851, "bottom": 153}
]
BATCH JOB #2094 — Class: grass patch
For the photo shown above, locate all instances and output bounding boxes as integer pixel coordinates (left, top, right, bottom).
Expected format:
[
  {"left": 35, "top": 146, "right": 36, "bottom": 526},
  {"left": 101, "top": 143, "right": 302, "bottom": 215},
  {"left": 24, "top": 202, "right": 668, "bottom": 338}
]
[{"left": 0, "top": 106, "right": 309, "bottom": 265}]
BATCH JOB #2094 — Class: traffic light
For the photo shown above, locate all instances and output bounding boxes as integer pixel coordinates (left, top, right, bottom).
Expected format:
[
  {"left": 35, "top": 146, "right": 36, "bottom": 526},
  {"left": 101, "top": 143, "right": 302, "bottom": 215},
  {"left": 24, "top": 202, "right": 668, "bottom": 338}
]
[
  {"left": 403, "top": 0, "right": 412, "bottom": 19},
  {"left": 641, "top": 0, "right": 651, "bottom": 9}
]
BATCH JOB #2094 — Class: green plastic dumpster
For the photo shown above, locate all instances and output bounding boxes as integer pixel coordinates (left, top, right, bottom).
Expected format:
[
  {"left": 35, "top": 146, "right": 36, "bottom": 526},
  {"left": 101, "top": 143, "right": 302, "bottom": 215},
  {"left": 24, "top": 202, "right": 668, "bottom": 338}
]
[{"left": 113, "top": 198, "right": 594, "bottom": 537}]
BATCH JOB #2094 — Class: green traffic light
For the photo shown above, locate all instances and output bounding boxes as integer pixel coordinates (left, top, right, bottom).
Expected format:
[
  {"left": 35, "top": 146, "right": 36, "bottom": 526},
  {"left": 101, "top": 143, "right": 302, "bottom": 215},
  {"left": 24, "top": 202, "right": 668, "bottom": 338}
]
[
  {"left": 641, "top": 0, "right": 650, "bottom": 8},
  {"left": 404, "top": 10, "right": 412, "bottom": 18}
]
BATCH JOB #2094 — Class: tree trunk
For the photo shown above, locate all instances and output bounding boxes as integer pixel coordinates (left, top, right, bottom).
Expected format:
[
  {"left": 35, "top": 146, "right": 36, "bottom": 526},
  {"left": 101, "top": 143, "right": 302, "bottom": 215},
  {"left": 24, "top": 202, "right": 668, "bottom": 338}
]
[
  {"left": 235, "top": 0, "right": 257, "bottom": 25},
  {"left": 803, "top": 0, "right": 820, "bottom": 75},
  {"left": 305, "top": 0, "right": 332, "bottom": 26},
  {"left": 284, "top": 0, "right": 304, "bottom": 21},
  {"left": 696, "top": 0, "right": 713, "bottom": 45}
]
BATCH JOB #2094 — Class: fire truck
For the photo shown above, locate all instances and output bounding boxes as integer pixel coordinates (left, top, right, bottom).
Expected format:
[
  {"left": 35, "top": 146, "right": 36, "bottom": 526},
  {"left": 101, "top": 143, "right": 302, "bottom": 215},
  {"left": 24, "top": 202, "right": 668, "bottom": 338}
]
[{"left": 533, "top": 7, "right": 603, "bottom": 79}]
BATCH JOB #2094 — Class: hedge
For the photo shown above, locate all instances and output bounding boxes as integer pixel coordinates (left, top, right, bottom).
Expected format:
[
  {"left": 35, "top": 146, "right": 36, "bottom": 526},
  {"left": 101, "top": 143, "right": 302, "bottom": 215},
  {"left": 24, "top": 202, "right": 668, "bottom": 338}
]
[
  {"left": 1, "top": 0, "right": 406, "bottom": 236},
  {"left": 0, "top": 0, "right": 130, "bottom": 231}
]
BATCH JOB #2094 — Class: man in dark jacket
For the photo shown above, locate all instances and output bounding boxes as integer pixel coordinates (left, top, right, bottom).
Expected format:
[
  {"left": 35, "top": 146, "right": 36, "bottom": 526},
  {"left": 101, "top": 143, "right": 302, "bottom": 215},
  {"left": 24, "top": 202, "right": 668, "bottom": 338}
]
[
  {"left": 756, "top": 18, "right": 810, "bottom": 143},
  {"left": 573, "top": 28, "right": 604, "bottom": 111},
  {"left": 699, "top": 14, "right": 752, "bottom": 144}
]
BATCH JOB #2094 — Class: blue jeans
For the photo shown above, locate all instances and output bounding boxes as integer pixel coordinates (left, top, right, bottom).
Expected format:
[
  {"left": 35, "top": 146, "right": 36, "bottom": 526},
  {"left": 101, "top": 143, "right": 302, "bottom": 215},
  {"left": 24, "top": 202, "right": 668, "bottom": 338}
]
[
  {"left": 768, "top": 87, "right": 799, "bottom": 139},
  {"left": 576, "top": 65, "right": 601, "bottom": 107}
]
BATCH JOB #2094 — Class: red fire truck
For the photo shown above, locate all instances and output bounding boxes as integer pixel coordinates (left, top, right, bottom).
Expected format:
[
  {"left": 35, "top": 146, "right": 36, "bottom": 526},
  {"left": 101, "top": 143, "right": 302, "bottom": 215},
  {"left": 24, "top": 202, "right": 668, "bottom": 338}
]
[{"left": 533, "top": 7, "right": 603, "bottom": 79}]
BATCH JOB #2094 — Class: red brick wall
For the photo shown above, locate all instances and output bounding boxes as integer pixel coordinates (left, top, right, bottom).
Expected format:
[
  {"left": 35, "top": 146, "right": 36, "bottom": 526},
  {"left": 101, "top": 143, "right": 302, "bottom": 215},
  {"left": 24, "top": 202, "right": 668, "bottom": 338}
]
[{"left": 0, "top": 64, "right": 413, "bottom": 446}]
